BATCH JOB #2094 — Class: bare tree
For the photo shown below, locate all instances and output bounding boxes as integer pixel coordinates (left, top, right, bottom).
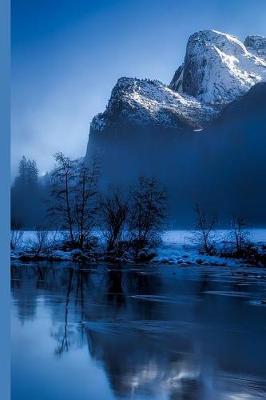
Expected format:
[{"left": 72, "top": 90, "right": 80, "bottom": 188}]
[
  {"left": 230, "top": 216, "right": 250, "bottom": 256},
  {"left": 193, "top": 204, "right": 217, "bottom": 255},
  {"left": 30, "top": 228, "right": 50, "bottom": 256},
  {"left": 50, "top": 152, "right": 76, "bottom": 244},
  {"left": 100, "top": 189, "right": 128, "bottom": 251},
  {"left": 129, "top": 177, "right": 167, "bottom": 249},
  {"left": 50, "top": 154, "right": 99, "bottom": 249},
  {"left": 73, "top": 160, "right": 99, "bottom": 248},
  {"left": 10, "top": 221, "right": 24, "bottom": 250}
]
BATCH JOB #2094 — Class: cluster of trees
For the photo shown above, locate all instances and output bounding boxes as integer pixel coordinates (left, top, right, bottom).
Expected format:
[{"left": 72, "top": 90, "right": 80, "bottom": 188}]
[
  {"left": 101, "top": 177, "right": 167, "bottom": 253},
  {"left": 49, "top": 152, "right": 167, "bottom": 254},
  {"left": 11, "top": 153, "right": 167, "bottom": 254},
  {"left": 193, "top": 204, "right": 257, "bottom": 259},
  {"left": 12, "top": 154, "right": 262, "bottom": 263}
]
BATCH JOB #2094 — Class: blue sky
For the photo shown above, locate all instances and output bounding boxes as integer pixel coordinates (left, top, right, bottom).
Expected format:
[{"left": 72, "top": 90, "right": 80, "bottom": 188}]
[{"left": 12, "top": 0, "right": 266, "bottom": 175}]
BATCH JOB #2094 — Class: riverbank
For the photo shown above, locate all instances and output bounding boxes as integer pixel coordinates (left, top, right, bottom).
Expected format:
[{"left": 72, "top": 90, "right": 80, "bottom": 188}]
[{"left": 11, "top": 229, "right": 266, "bottom": 268}]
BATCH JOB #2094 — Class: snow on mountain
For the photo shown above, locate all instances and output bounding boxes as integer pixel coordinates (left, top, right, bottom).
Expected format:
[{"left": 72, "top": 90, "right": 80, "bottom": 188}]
[
  {"left": 90, "top": 30, "right": 266, "bottom": 134},
  {"left": 91, "top": 77, "right": 218, "bottom": 132},
  {"left": 244, "top": 35, "right": 266, "bottom": 60},
  {"left": 170, "top": 30, "right": 266, "bottom": 105}
]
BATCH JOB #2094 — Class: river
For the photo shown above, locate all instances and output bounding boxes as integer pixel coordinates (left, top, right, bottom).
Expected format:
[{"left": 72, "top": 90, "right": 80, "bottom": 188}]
[{"left": 11, "top": 263, "right": 266, "bottom": 399}]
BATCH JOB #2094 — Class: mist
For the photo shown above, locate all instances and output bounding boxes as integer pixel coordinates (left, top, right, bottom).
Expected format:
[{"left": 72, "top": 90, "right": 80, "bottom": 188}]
[{"left": 86, "top": 83, "right": 266, "bottom": 227}]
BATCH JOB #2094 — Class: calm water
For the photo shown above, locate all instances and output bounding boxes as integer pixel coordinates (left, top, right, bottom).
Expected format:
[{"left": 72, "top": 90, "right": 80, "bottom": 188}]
[{"left": 11, "top": 263, "right": 266, "bottom": 400}]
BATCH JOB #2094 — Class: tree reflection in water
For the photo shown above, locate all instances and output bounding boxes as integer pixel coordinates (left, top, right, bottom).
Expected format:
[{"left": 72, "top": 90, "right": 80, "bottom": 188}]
[
  {"left": 11, "top": 264, "right": 266, "bottom": 400},
  {"left": 52, "top": 268, "right": 73, "bottom": 355}
]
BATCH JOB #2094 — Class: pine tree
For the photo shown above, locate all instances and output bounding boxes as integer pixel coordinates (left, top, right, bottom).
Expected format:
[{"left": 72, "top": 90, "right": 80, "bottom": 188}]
[{"left": 11, "top": 156, "right": 42, "bottom": 228}]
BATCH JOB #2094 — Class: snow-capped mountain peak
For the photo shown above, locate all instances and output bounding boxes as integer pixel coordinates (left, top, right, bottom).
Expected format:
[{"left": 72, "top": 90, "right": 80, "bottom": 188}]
[
  {"left": 170, "top": 29, "right": 266, "bottom": 105},
  {"left": 90, "top": 30, "right": 266, "bottom": 134},
  {"left": 90, "top": 77, "right": 218, "bottom": 133}
]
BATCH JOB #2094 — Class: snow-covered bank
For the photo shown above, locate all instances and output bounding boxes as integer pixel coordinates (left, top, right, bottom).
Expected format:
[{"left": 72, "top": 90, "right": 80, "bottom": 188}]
[
  {"left": 155, "top": 229, "right": 266, "bottom": 267},
  {"left": 10, "top": 229, "right": 266, "bottom": 267}
]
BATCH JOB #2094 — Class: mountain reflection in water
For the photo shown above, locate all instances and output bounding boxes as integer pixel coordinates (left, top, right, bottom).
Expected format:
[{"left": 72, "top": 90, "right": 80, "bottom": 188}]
[{"left": 11, "top": 264, "right": 266, "bottom": 400}]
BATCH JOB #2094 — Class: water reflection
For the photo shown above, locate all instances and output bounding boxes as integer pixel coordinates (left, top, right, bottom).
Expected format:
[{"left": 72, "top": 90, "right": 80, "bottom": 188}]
[{"left": 11, "top": 264, "right": 266, "bottom": 400}]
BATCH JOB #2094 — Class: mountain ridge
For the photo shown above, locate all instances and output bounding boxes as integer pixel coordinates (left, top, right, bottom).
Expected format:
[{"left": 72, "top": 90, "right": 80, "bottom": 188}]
[
  {"left": 85, "top": 30, "right": 266, "bottom": 225},
  {"left": 89, "top": 29, "right": 266, "bottom": 137}
]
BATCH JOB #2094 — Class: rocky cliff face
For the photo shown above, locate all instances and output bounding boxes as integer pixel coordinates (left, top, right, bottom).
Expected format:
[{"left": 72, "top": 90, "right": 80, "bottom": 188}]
[
  {"left": 244, "top": 35, "right": 266, "bottom": 60},
  {"left": 169, "top": 30, "right": 266, "bottom": 105},
  {"left": 89, "top": 30, "right": 266, "bottom": 138},
  {"left": 91, "top": 77, "right": 218, "bottom": 133},
  {"left": 86, "top": 30, "right": 266, "bottom": 225}
]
